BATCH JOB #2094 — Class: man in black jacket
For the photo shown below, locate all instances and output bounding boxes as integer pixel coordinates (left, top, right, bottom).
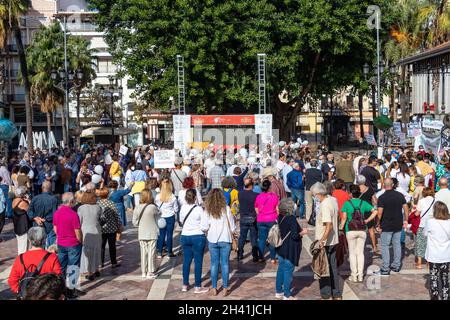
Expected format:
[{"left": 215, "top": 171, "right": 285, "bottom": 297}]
[
  {"left": 305, "top": 159, "right": 323, "bottom": 221},
  {"left": 237, "top": 178, "right": 259, "bottom": 262}
]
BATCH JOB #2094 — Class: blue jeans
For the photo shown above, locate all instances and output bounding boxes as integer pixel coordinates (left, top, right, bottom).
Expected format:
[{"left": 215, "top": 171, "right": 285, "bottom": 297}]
[
  {"left": 238, "top": 221, "right": 258, "bottom": 255},
  {"left": 0, "top": 184, "right": 13, "bottom": 218},
  {"left": 319, "top": 245, "right": 342, "bottom": 299},
  {"left": 57, "top": 244, "right": 82, "bottom": 276},
  {"left": 46, "top": 229, "right": 56, "bottom": 249},
  {"left": 64, "top": 183, "right": 70, "bottom": 193},
  {"left": 181, "top": 234, "right": 206, "bottom": 287},
  {"left": 209, "top": 241, "right": 231, "bottom": 289},
  {"left": 276, "top": 255, "right": 295, "bottom": 298},
  {"left": 257, "top": 221, "right": 276, "bottom": 260},
  {"left": 157, "top": 215, "right": 176, "bottom": 254},
  {"left": 126, "top": 195, "right": 134, "bottom": 210},
  {"left": 381, "top": 231, "right": 402, "bottom": 271},
  {"left": 291, "top": 189, "right": 305, "bottom": 218}
]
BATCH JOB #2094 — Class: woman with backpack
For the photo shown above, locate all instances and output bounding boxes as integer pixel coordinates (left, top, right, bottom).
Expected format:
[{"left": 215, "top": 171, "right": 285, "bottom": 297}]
[
  {"left": 339, "top": 184, "right": 377, "bottom": 282},
  {"left": 413, "top": 187, "right": 435, "bottom": 269},
  {"left": 179, "top": 189, "right": 209, "bottom": 294},
  {"left": 255, "top": 179, "right": 280, "bottom": 264}
]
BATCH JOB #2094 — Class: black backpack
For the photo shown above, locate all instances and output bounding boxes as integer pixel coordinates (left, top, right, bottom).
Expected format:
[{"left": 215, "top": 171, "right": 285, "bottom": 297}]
[
  {"left": 17, "top": 252, "right": 52, "bottom": 299},
  {"left": 348, "top": 200, "right": 366, "bottom": 231}
]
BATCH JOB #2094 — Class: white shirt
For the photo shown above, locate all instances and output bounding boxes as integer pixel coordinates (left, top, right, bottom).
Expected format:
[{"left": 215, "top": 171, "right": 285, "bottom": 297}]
[
  {"left": 389, "top": 168, "right": 400, "bottom": 178},
  {"left": 435, "top": 189, "right": 450, "bottom": 211},
  {"left": 396, "top": 173, "right": 411, "bottom": 194},
  {"left": 178, "top": 189, "right": 203, "bottom": 207},
  {"left": 417, "top": 196, "right": 435, "bottom": 228},
  {"left": 424, "top": 218, "right": 450, "bottom": 263},
  {"left": 104, "top": 153, "right": 113, "bottom": 165},
  {"left": 201, "top": 207, "right": 236, "bottom": 243},
  {"left": 125, "top": 169, "right": 133, "bottom": 188},
  {"left": 276, "top": 160, "right": 285, "bottom": 178},
  {"left": 282, "top": 164, "right": 293, "bottom": 193},
  {"left": 180, "top": 204, "right": 207, "bottom": 236},
  {"left": 155, "top": 194, "right": 179, "bottom": 218},
  {"left": 204, "top": 158, "right": 216, "bottom": 178},
  {"left": 181, "top": 165, "right": 191, "bottom": 177},
  {"left": 226, "top": 165, "right": 238, "bottom": 177}
]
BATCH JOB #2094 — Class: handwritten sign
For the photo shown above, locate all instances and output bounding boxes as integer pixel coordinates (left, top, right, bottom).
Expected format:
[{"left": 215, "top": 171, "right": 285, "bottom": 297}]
[
  {"left": 119, "top": 145, "right": 128, "bottom": 156},
  {"left": 154, "top": 150, "right": 176, "bottom": 169}
]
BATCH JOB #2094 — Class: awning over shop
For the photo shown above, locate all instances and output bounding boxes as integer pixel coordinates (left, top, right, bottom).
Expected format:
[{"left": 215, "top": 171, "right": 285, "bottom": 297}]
[{"left": 81, "top": 127, "right": 138, "bottom": 138}]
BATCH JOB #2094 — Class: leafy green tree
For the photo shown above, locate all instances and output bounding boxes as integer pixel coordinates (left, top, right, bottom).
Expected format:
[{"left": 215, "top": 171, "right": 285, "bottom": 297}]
[
  {"left": 89, "top": 0, "right": 395, "bottom": 139},
  {"left": 0, "top": 0, "right": 33, "bottom": 148}
]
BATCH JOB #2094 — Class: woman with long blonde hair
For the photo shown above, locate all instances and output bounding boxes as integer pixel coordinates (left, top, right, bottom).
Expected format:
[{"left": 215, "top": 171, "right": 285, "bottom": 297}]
[
  {"left": 201, "top": 188, "right": 236, "bottom": 297},
  {"left": 155, "top": 179, "right": 179, "bottom": 258}
]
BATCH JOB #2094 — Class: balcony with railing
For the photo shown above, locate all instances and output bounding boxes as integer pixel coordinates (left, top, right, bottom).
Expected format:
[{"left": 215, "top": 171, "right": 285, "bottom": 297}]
[{"left": 66, "top": 23, "right": 98, "bottom": 33}]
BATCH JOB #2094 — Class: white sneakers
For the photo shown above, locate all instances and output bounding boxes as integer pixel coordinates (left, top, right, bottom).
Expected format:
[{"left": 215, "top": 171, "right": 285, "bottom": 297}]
[
  {"left": 275, "top": 293, "right": 284, "bottom": 299},
  {"left": 181, "top": 286, "right": 209, "bottom": 294},
  {"left": 146, "top": 273, "right": 157, "bottom": 279}
]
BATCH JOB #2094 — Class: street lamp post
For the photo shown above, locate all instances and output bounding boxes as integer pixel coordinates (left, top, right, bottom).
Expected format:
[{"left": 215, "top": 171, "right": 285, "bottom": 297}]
[
  {"left": 389, "top": 64, "right": 397, "bottom": 120},
  {"left": 363, "top": 63, "right": 379, "bottom": 142},
  {"left": 51, "top": 67, "right": 83, "bottom": 147},
  {"left": 100, "top": 77, "right": 123, "bottom": 149}
]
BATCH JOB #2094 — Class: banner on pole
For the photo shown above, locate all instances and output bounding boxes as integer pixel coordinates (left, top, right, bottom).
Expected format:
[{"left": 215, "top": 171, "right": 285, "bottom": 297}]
[
  {"left": 154, "top": 150, "right": 176, "bottom": 169},
  {"left": 365, "top": 134, "right": 377, "bottom": 146},
  {"left": 173, "top": 115, "right": 191, "bottom": 153},
  {"left": 255, "top": 114, "right": 273, "bottom": 143}
]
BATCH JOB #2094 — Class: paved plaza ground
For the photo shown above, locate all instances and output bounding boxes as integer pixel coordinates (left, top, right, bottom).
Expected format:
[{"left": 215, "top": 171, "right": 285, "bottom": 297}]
[{"left": 0, "top": 211, "right": 430, "bottom": 300}]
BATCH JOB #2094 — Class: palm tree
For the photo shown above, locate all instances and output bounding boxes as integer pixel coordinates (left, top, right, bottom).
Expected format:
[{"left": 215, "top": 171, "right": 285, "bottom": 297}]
[
  {"left": 68, "top": 36, "right": 96, "bottom": 147},
  {"left": 385, "top": 0, "right": 423, "bottom": 124},
  {"left": 26, "top": 22, "right": 65, "bottom": 137},
  {"left": 0, "top": 0, "right": 33, "bottom": 149}
]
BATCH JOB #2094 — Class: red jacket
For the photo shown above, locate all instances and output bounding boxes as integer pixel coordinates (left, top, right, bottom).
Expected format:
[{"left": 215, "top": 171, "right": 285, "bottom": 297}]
[{"left": 8, "top": 249, "right": 62, "bottom": 293}]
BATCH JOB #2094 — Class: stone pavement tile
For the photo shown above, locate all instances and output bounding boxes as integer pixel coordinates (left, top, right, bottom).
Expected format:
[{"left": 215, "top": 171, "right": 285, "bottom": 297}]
[{"left": 346, "top": 274, "right": 429, "bottom": 300}]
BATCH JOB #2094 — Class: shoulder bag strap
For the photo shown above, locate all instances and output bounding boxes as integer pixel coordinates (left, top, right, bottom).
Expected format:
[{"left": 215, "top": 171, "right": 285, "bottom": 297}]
[
  {"left": 19, "top": 254, "right": 27, "bottom": 273},
  {"left": 225, "top": 211, "right": 235, "bottom": 238},
  {"left": 420, "top": 199, "right": 435, "bottom": 219},
  {"left": 137, "top": 204, "right": 150, "bottom": 225},
  {"left": 279, "top": 216, "right": 291, "bottom": 242},
  {"left": 172, "top": 169, "right": 183, "bottom": 184},
  {"left": 36, "top": 252, "right": 52, "bottom": 274},
  {"left": 182, "top": 205, "right": 197, "bottom": 226}
]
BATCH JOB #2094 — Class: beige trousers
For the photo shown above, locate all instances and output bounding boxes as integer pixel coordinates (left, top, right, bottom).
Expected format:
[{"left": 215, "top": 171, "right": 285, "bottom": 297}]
[
  {"left": 346, "top": 231, "right": 367, "bottom": 279},
  {"left": 16, "top": 233, "right": 29, "bottom": 255},
  {"left": 140, "top": 239, "right": 157, "bottom": 275},
  {"left": 305, "top": 190, "right": 313, "bottom": 222}
]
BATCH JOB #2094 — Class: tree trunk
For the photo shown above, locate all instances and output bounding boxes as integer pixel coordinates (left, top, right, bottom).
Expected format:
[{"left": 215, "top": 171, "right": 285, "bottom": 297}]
[
  {"left": 13, "top": 25, "right": 33, "bottom": 150},
  {"left": 46, "top": 112, "right": 52, "bottom": 133},
  {"left": 433, "top": 72, "right": 440, "bottom": 115},
  {"left": 275, "top": 51, "right": 321, "bottom": 141}
]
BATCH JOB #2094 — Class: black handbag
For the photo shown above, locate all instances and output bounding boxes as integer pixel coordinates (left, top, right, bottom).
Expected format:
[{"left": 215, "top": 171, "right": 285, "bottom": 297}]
[{"left": 308, "top": 199, "right": 317, "bottom": 226}]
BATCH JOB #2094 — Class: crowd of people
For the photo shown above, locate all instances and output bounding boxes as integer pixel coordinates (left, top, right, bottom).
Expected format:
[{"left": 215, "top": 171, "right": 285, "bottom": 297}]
[{"left": 1, "top": 141, "right": 450, "bottom": 300}]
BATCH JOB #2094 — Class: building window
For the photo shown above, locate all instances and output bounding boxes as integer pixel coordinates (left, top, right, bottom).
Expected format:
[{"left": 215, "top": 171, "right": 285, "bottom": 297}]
[{"left": 97, "top": 59, "right": 116, "bottom": 73}]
